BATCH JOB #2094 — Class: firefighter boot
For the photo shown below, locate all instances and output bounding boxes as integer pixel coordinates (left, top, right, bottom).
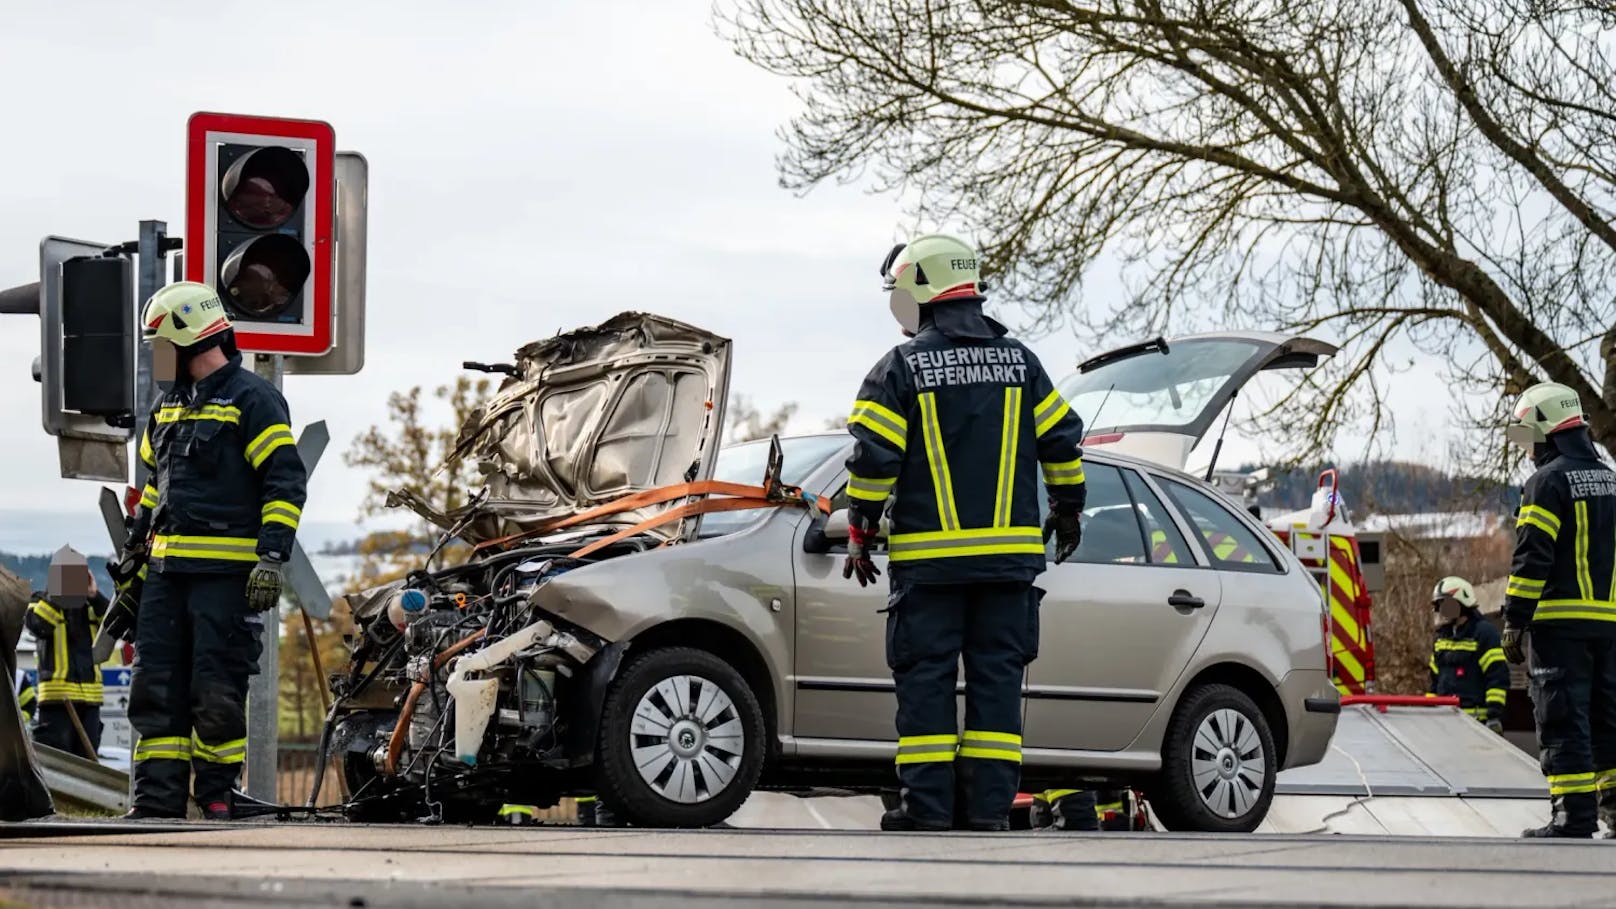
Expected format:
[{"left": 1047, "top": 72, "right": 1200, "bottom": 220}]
[{"left": 1522, "top": 793, "right": 1598, "bottom": 838}]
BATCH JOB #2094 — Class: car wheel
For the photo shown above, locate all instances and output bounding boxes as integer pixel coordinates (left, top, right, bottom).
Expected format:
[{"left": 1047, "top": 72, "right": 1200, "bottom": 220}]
[
  {"left": 595, "top": 646, "right": 765, "bottom": 828},
  {"left": 1150, "top": 683, "right": 1275, "bottom": 833}
]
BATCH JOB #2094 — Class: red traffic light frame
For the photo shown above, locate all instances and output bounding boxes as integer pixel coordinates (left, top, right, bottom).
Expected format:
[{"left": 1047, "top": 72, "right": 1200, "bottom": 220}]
[{"left": 185, "top": 112, "right": 335, "bottom": 356}]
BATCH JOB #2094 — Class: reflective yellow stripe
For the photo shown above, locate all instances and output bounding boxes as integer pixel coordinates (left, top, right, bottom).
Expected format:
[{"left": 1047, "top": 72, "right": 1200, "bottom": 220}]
[
  {"left": 575, "top": 795, "right": 597, "bottom": 804},
  {"left": 1596, "top": 768, "right": 1616, "bottom": 792},
  {"left": 139, "top": 484, "right": 159, "bottom": 509},
  {"left": 1033, "top": 389, "right": 1069, "bottom": 438},
  {"left": 849, "top": 399, "right": 908, "bottom": 450},
  {"left": 895, "top": 733, "right": 959, "bottom": 765},
  {"left": 887, "top": 526, "right": 1044, "bottom": 561},
  {"left": 1434, "top": 639, "right": 1479, "bottom": 652},
  {"left": 28, "top": 600, "right": 63, "bottom": 625},
  {"left": 1506, "top": 575, "right": 1545, "bottom": 600},
  {"left": 139, "top": 429, "right": 156, "bottom": 467},
  {"left": 1548, "top": 772, "right": 1598, "bottom": 796},
  {"left": 993, "top": 387, "right": 1021, "bottom": 527},
  {"left": 261, "top": 500, "right": 302, "bottom": 530},
  {"left": 960, "top": 730, "right": 1022, "bottom": 763},
  {"left": 152, "top": 534, "right": 260, "bottom": 563},
  {"left": 1533, "top": 599, "right": 1616, "bottom": 622},
  {"left": 1575, "top": 501, "right": 1593, "bottom": 600},
  {"left": 1486, "top": 689, "right": 1508, "bottom": 705},
  {"left": 193, "top": 735, "right": 247, "bottom": 765},
  {"left": 1042, "top": 789, "right": 1081, "bottom": 801},
  {"left": 916, "top": 393, "right": 959, "bottom": 532},
  {"left": 499, "top": 804, "right": 537, "bottom": 818},
  {"left": 36, "top": 681, "right": 104, "bottom": 703},
  {"left": 134, "top": 736, "right": 193, "bottom": 762},
  {"left": 246, "top": 423, "right": 295, "bottom": 469},
  {"left": 1428, "top": 656, "right": 1438, "bottom": 674},
  {"left": 1479, "top": 648, "right": 1507, "bottom": 670},
  {"left": 155, "top": 405, "right": 240, "bottom": 424},
  {"left": 1517, "top": 504, "right": 1561, "bottom": 540},
  {"left": 1041, "top": 456, "right": 1085, "bottom": 487},
  {"left": 846, "top": 474, "right": 896, "bottom": 503}
]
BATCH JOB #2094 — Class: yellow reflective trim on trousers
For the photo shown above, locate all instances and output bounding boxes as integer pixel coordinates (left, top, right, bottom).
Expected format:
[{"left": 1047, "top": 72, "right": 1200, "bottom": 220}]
[
  {"left": 1596, "top": 768, "right": 1616, "bottom": 792},
  {"left": 1506, "top": 575, "right": 1545, "bottom": 600},
  {"left": 895, "top": 733, "right": 959, "bottom": 765},
  {"left": 916, "top": 393, "right": 959, "bottom": 532},
  {"left": 1548, "top": 772, "right": 1598, "bottom": 795},
  {"left": 134, "top": 736, "right": 193, "bottom": 762},
  {"left": 1479, "top": 648, "right": 1506, "bottom": 670},
  {"left": 847, "top": 474, "right": 896, "bottom": 502},
  {"left": 155, "top": 405, "right": 241, "bottom": 425},
  {"left": 887, "top": 527, "right": 1044, "bottom": 561},
  {"left": 246, "top": 423, "right": 295, "bottom": 469},
  {"left": 499, "top": 805, "right": 537, "bottom": 817},
  {"left": 959, "top": 747, "right": 1022, "bottom": 762},
  {"left": 1575, "top": 501, "right": 1593, "bottom": 601},
  {"left": 1517, "top": 504, "right": 1562, "bottom": 539},
  {"left": 1042, "top": 789, "right": 1081, "bottom": 801},
  {"left": 193, "top": 736, "right": 247, "bottom": 764},
  {"left": 993, "top": 387, "right": 1021, "bottom": 527},
  {"left": 1486, "top": 689, "right": 1508, "bottom": 705},
  {"left": 960, "top": 730, "right": 1022, "bottom": 763},
  {"left": 28, "top": 600, "right": 63, "bottom": 625},
  {"left": 849, "top": 400, "right": 908, "bottom": 450},
  {"left": 1041, "top": 456, "right": 1085, "bottom": 486},
  {"left": 152, "top": 534, "right": 260, "bottom": 562},
  {"left": 1034, "top": 389, "right": 1069, "bottom": 437},
  {"left": 1533, "top": 600, "right": 1616, "bottom": 622}
]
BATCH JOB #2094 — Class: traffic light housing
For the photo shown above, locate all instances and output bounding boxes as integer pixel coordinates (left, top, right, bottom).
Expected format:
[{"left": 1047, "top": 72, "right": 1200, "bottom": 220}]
[
  {"left": 60, "top": 255, "right": 134, "bottom": 417},
  {"left": 186, "top": 112, "right": 335, "bottom": 356}
]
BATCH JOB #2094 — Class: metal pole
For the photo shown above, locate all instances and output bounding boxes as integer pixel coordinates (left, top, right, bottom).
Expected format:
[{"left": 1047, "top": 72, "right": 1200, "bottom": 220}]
[{"left": 245, "top": 354, "right": 284, "bottom": 803}]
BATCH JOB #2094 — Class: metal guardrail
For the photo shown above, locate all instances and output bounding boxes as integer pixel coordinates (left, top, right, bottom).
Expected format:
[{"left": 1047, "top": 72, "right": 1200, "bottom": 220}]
[{"left": 36, "top": 744, "right": 129, "bottom": 815}]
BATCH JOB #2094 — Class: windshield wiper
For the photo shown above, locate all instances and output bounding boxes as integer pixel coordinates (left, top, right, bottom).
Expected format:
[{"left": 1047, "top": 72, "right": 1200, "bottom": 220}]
[{"left": 1077, "top": 336, "right": 1170, "bottom": 374}]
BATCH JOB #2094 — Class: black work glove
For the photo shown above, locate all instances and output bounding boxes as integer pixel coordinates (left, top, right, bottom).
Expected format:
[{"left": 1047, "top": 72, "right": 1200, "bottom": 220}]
[
  {"left": 1043, "top": 502, "right": 1082, "bottom": 565},
  {"left": 1501, "top": 625, "right": 1525, "bottom": 665},
  {"left": 841, "top": 513, "right": 882, "bottom": 588},
  {"left": 246, "top": 558, "right": 286, "bottom": 613}
]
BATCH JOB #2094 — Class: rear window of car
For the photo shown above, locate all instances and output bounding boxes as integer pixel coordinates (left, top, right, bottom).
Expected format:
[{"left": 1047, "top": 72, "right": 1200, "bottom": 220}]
[{"left": 1156, "top": 477, "right": 1281, "bottom": 573}]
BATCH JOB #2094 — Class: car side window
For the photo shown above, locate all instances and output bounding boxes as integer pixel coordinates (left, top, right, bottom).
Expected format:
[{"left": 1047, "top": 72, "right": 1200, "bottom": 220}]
[
  {"left": 1044, "top": 463, "right": 1149, "bottom": 565},
  {"left": 1122, "top": 470, "right": 1195, "bottom": 566},
  {"left": 1157, "top": 478, "right": 1280, "bottom": 573}
]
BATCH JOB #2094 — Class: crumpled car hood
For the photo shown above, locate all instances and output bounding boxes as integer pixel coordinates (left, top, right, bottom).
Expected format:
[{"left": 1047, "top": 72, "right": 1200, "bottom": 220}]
[{"left": 392, "top": 311, "right": 731, "bottom": 544}]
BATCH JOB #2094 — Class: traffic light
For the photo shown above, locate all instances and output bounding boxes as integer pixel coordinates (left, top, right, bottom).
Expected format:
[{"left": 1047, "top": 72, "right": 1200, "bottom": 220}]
[
  {"left": 186, "top": 112, "right": 335, "bottom": 356},
  {"left": 60, "top": 255, "right": 134, "bottom": 417}
]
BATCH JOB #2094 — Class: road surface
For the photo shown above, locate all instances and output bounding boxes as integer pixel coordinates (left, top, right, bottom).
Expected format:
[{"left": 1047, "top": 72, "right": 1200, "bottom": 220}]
[{"left": 2, "top": 817, "right": 1612, "bottom": 909}]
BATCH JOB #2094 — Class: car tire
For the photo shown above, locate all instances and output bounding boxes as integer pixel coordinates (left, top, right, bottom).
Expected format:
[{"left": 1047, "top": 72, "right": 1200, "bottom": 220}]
[
  {"left": 1150, "top": 683, "right": 1276, "bottom": 833},
  {"left": 595, "top": 646, "right": 766, "bottom": 828}
]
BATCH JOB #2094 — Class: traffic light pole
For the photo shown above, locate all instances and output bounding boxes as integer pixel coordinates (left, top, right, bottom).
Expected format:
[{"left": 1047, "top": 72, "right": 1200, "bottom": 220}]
[{"left": 245, "top": 354, "right": 284, "bottom": 803}]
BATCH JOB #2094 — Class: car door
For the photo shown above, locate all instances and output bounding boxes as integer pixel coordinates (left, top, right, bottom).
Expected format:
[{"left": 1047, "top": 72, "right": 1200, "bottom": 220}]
[
  {"left": 791, "top": 479, "right": 899, "bottom": 742},
  {"left": 1025, "top": 461, "right": 1223, "bottom": 752}
]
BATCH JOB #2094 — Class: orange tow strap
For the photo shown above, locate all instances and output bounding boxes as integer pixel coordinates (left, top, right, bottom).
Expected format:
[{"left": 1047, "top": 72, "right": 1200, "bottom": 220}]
[
  {"left": 565, "top": 496, "right": 782, "bottom": 559},
  {"left": 473, "top": 480, "right": 830, "bottom": 556}
]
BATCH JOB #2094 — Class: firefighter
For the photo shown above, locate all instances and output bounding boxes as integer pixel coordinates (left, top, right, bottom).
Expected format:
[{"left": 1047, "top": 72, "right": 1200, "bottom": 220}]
[
  {"left": 23, "top": 546, "right": 107, "bottom": 759},
  {"left": 843, "top": 235, "right": 1087, "bottom": 832},
  {"left": 1499, "top": 382, "right": 1616, "bottom": 839},
  {"left": 123, "top": 282, "right": 308, "bottom": 820},
  {"left": 1427, "top": 576, "right": 1510, "bottom": 733},
  {"left": 1033, "top": 789, "right": 1135, "bottom": 832}
]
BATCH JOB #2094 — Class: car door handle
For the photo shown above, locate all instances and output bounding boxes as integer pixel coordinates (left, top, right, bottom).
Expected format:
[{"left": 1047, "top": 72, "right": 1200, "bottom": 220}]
[{"left": 1168, "top": 591, "right": 1205, "bottom": 610}]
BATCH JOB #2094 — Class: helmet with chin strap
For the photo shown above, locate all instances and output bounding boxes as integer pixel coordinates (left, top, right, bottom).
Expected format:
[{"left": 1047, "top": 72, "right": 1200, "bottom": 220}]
[
  {"left": 880, "top": 234, "right": 984, "bottom": 334},
  {"left": 142, "top": 281, "right": 233, "bottom": 348}
]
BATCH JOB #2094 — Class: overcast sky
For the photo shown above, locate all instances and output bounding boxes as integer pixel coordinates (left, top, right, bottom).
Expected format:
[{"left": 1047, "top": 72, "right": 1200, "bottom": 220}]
[{"left": 0, "top": 0, "right": 1459, "bottom": 553}]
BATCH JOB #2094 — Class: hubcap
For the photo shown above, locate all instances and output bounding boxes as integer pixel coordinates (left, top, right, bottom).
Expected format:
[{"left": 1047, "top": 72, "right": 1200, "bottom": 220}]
[
  {"left": 1190, "top": 707, "right": 1266, "bottom": 819},
  {"left": 629, "top": 674, "right": 744, "bottom": 804}
]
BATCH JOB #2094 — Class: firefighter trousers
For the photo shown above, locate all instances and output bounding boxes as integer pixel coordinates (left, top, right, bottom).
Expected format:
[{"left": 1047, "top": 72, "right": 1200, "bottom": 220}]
[
  {"left": 32, "top": 703, "right": 102, "bottom": 760},
  {"left": 1527, "top": 626, "right": 1616, "bottom": 830},
  {"left": 886, "top": 579, "right": 1038, "bottom": 827},
  {"left": 129, "top": 570, "right": 263, "bottom": 816}
]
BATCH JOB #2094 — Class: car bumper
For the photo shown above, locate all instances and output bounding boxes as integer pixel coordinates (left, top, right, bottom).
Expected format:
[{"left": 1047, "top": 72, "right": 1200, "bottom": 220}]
[{"left": 1279, "top": 668, "right": 1339, "bottom": 770}]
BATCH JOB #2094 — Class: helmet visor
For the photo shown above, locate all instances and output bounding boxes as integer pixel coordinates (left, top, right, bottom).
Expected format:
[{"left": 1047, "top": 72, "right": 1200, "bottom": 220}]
[{"left": 1505, "top": 421, "right": 1542, "bottom": 451}]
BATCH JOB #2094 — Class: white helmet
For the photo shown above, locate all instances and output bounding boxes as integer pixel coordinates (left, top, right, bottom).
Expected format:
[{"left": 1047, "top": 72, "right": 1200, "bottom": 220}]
[
  {"left": 1506, "top": 382, "right": 1586, "bottom": 450},
  {"left": 142, "top": 281, "right": 232, "bottom": 348},
  {"left": 1431, "top": 576, "right": 1476, "bottom": 609},
  {"left": 880, "top": 234, "right": 983, "bottom": 334}
]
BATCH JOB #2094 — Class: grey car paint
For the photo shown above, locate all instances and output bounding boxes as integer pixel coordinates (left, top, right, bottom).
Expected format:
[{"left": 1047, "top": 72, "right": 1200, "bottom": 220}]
[{"left": 533, "top": 434, "right": 1338, "bottom": 777}]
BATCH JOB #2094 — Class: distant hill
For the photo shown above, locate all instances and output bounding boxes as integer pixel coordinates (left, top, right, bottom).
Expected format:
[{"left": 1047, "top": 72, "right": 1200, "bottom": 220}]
[{"left": 1249, "top": 461, "right": 1517, "bottom": 515}]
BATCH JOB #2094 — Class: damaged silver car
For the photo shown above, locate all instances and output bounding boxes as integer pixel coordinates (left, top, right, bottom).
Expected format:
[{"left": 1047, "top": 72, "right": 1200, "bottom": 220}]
[{"left": 318, "top": 314, "right": 1340, "bottom": 832}]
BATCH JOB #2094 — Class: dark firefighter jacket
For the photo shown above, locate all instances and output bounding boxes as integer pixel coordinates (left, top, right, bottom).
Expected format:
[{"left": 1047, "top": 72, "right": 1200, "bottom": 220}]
[
  {"left": 1503, "top": 430, "right": 1616, "bottom": 636},
  {"left": 845, "top": 324, "right": 1087, "bottom": 584},
  {"left": 23, "top": 592, "right": 108, "bottom": 704},
  {"left": 133, "top": 354, "right": 308, "bottom": 573},
  {"left": 1427, "top": 613, "right": 1510, "bottom": 723}
]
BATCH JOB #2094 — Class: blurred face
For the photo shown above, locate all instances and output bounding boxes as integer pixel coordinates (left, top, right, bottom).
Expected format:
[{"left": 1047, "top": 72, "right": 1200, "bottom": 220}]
[
  {"left": 151, "top": 338, "right": 177, "bottom": 383},
  {"left": 1433, "top": 597, "right": 1463, "bottom": 626}
]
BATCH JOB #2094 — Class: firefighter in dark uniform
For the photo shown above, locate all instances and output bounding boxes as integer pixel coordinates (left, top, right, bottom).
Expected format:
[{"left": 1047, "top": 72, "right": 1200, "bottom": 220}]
[
  {"left": 842, "top": 235, "right": 1087, "bottom": 832},
  {"left": 1427, "top": 576, "right": 1510, "bottom": 733},
  {"left": 123, "top": 282, "right": 308, "bottom": 820},
  {"left": 23, "top": 547, "right": 107, "bottom": 759},
  {"left": 1032, "top": 789, "right": 1135, "bottom": 831},
  {"left": 1500, "top": 382, "right": 1616, "bottom": 838}
]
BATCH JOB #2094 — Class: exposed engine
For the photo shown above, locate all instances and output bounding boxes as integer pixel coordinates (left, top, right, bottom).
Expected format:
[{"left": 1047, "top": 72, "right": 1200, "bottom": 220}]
[{"left": 317, "top": 537, "right": 651, "bottom": 822}]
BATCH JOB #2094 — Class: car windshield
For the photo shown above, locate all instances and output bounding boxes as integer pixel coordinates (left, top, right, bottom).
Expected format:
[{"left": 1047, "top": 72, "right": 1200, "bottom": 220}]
[
  {"left": 1056, "top": 338, "right": 1261, "bottom": 433},
  {"left": 697, "top": 434, "right": 851, "bottom": 537}
]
